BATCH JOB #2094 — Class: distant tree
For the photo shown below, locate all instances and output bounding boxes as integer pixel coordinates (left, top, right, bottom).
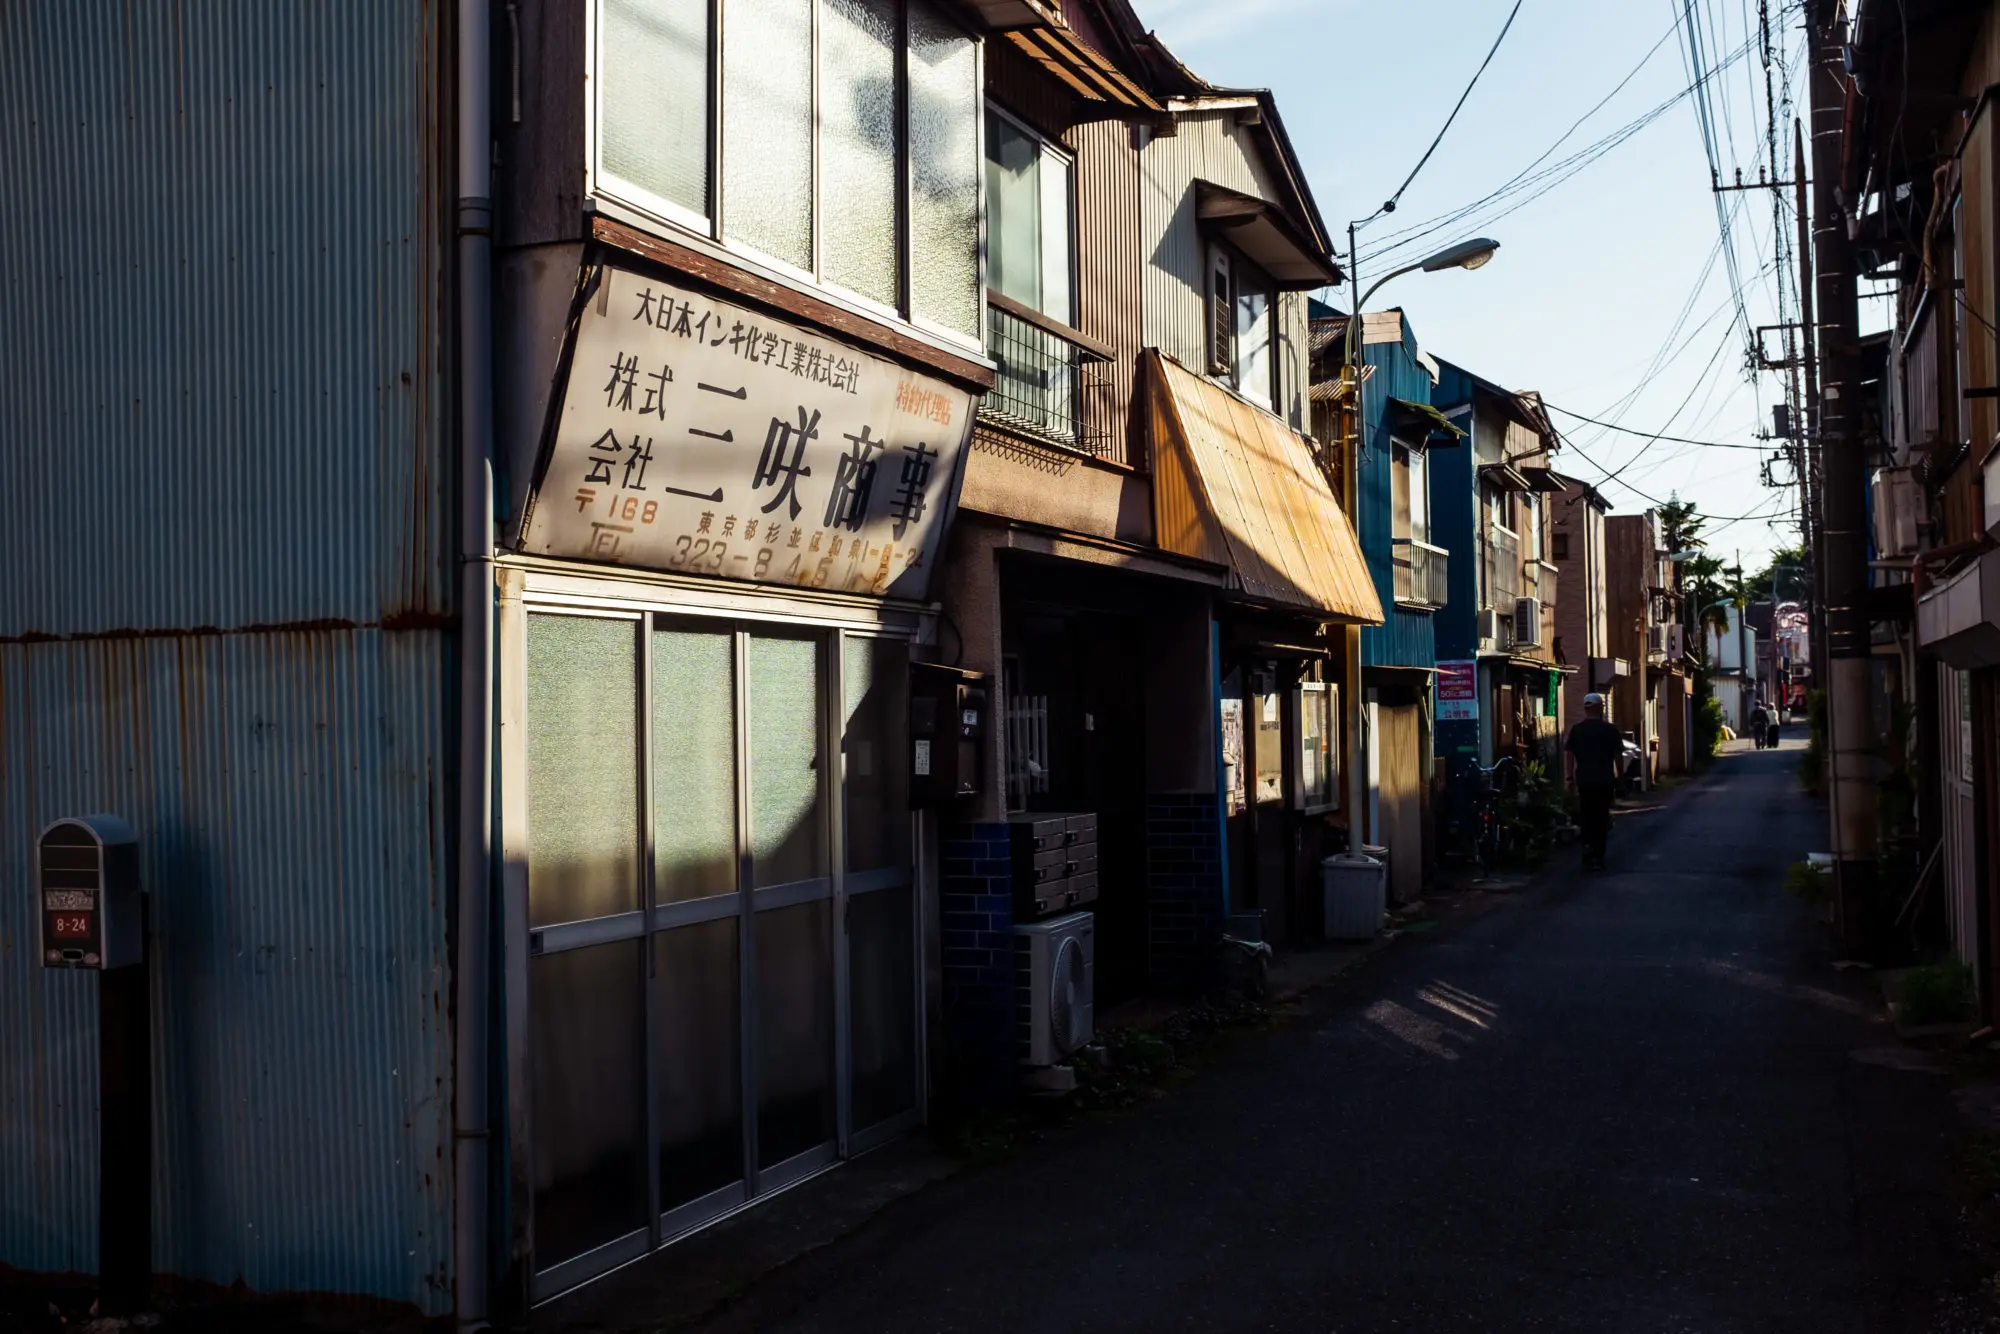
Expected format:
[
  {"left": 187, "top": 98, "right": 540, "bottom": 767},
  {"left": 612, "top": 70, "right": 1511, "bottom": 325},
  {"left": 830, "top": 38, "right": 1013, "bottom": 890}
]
[{"left": 1750, "top": 544, "right": 1807, "bottom": 602}]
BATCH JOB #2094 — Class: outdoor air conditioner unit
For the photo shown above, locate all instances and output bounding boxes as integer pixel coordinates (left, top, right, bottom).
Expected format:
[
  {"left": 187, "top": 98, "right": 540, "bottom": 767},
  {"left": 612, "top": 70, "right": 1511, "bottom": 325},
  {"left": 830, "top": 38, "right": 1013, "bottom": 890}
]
[
  {"left": 1016, "top": 911, "right": 1094, "bottom": 1067},
  {"left": 1475, "top": 607, "right": 1504, "bottom": 645},
  {"left": 1513, "top": 596, "right": 1542, "bottom": 647}
]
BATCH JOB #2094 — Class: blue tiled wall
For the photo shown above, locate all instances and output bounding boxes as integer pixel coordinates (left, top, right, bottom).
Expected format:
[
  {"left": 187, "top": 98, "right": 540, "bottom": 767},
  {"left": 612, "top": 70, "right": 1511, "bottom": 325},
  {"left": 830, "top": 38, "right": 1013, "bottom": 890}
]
[
  {"left": 939, "top": 822, "right": 1015, "bottom": 1106},
  {"left": 1146, "top": 793, "right": 1225, "bottom": 993}
]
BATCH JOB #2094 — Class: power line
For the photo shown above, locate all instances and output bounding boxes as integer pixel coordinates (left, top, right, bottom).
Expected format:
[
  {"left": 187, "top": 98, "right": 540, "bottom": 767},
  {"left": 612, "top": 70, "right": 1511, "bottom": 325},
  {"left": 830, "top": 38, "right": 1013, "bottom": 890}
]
[
  {"left": 1542, "top": 401, "right": 1773, "bottom": 449},
  {"left": 1368, "top": 0, "right": 1524, "bottom": 222}
]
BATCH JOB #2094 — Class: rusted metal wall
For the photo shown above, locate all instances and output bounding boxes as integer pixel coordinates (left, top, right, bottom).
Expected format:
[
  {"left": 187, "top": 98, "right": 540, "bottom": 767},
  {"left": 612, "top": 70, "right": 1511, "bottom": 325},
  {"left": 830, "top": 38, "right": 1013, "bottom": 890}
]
[
  {"left": 0, "top": 1, "right": 455, "bottom": 1312},
  {"left": 1074, "top": 115, "right": 1145, "bottom": 467},
  {"left": 0, "top": 1, "right": 450, "bottom": 637}
]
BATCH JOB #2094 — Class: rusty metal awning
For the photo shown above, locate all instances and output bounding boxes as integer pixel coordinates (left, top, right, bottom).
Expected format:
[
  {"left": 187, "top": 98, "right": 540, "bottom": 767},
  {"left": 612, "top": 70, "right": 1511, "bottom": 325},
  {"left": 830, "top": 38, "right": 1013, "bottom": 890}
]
[
  {"left": 1479, "top": 462, "right": 1533, "bottom": 492},
  {"left": 1518, "top": 464, "right": 1568, "bottom": 493},
  {"left": 1386, "top": 397, "right": 1465, "bottom": 446},
  {"left": 1144, "top": 351, "right": 1383, "bottom": 625}
]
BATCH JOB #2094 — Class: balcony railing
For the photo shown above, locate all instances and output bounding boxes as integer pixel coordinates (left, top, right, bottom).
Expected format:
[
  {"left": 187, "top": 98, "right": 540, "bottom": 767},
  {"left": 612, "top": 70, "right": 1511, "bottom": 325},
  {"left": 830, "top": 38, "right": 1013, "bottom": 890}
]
[
  {"left": 980, "top": 292, "right": 1115, "bottom": 459},
  {"left": 1392, "top": 537, "right": 1448, "bottom": 608}
]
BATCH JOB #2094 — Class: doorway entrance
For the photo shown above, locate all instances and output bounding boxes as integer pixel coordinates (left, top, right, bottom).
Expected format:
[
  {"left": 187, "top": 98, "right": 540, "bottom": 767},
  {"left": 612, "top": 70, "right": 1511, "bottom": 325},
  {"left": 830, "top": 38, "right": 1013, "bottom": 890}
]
[{"left": 520, "top": 610, "right": 918, "bottom": 1300}]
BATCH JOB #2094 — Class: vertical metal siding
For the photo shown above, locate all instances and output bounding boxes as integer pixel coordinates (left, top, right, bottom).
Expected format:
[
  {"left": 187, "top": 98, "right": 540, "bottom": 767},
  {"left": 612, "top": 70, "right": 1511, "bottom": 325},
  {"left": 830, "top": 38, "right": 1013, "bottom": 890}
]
[
  {"left": 0, "top": 1, "right": 449, "bottom": 637},
  {"left": 1074, "top": 116, "right": 1144, "bottom": 465},
  {"left": 0, "top": 1, "right": 454, "bottom": 1313},
  {"left": 1360, "top": 316, "right": 1440, "bottom": 669},
  {"left": 0, "top": 631, "right": 454, "bottom": 1306},
  {"left": 1139, "top": 110, "right": 1305, "bottom": 425}
]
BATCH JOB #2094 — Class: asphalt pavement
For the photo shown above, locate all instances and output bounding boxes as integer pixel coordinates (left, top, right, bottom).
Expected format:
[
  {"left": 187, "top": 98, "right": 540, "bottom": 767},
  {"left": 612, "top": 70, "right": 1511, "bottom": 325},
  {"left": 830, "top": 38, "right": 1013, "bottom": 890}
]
[{"left": 680, "top": 739, "right": 1954, "bottom": 1334}]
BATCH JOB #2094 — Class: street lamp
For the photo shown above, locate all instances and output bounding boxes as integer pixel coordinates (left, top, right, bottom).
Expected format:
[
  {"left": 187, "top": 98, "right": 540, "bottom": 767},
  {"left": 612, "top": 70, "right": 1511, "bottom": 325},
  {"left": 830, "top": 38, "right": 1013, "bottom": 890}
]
[{"left": 1337, "top": 236, "right": 1500, "bottom": 856}]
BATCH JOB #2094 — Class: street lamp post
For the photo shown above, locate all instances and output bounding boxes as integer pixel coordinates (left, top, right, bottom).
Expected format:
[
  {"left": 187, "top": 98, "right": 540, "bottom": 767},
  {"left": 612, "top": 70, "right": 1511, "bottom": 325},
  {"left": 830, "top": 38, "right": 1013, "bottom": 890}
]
[{"left": 1339, "top": 235, "right": 1500, "bottom": 855}]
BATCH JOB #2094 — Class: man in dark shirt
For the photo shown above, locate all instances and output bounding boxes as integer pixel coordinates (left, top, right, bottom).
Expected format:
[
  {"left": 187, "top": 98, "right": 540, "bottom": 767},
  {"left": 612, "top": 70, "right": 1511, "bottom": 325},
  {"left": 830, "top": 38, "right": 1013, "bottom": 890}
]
[{"left": 1565, "top": 692, "right": 1623, "bottom": 871}]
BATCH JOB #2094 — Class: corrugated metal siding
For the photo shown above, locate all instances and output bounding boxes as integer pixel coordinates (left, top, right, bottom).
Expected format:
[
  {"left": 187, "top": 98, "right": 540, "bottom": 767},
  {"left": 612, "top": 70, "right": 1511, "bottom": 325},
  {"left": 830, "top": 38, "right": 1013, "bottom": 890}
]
[
  {"left": 1074, "top": 116, "right": 1145, "bottom": 466},
  {"left": 1137, "top": 109, "right": 1308, "bottom": 428},
  {"left": 1360, "top": 320, "right": 1442, "bottom": 668},
  {"left": 0, "top": 2, "right": 455, "bottom": 1312},
  {"left": 0, "top": 1, "right": 450, "bottom": 637},
  {"left": 0, "top": 631, "right": 454, "bottom": 1307}
]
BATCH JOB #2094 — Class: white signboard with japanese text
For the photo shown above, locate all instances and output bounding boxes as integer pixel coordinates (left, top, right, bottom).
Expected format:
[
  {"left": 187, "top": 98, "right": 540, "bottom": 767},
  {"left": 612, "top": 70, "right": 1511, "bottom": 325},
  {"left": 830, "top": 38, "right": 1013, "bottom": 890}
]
[{"left": 519, "top": 264, "right": 975, "bottom": 601}]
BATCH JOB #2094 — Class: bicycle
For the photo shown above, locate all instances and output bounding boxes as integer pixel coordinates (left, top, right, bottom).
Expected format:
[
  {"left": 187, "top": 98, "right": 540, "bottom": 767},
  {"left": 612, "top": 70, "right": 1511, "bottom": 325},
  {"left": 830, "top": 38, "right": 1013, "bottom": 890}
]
[{"left": 1470, "top": 755, "right": 1522, "bottom": 877}]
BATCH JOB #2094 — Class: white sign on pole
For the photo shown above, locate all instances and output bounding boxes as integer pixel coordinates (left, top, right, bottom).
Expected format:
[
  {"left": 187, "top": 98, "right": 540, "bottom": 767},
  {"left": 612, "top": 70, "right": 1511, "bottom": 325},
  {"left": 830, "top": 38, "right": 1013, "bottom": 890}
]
[{"left": 518, "top": 264, "right": 975, "bottom": 600}]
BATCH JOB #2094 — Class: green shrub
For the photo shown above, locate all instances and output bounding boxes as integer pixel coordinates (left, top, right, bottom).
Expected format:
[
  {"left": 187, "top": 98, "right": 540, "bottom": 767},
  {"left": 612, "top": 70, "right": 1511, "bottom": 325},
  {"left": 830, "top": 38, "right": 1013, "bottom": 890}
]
[
  {"left": 1693, "top": 695, "right": 1725, "bottom": 767},
  {"left": 1784, "top": 859, "right": 1831, "bottom": 905},
  {"left": 1900, "top": 957, "right": 1976, "bottom": 1026}
]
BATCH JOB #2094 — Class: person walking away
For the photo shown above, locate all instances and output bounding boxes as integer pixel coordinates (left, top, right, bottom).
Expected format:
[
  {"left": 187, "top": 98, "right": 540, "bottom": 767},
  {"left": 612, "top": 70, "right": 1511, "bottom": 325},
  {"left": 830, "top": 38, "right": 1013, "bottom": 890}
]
[
  {"left": 1762, "top": 697, "right": 1781, "bottom": 750},
  {"left": 1566, "top": 693, "right": 1623, "bottom": 871},
  {"left": 1749, "top": 700, "right": 1769, "bottom": 749}
]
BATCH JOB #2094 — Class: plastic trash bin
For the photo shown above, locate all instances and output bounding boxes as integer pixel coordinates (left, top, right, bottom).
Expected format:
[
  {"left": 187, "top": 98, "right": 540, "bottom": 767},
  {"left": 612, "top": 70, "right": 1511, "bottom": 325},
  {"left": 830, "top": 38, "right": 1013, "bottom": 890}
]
[{"left": 1321, "top": 853, "right": 1386, "bottom": 941}]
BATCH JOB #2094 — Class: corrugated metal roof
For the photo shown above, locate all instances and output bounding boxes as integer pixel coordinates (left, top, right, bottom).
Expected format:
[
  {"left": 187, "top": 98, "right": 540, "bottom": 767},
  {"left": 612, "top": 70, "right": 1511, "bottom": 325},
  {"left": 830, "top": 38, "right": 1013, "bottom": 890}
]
[
  {"left": 0, "top": 630, "right": 454, "bottom": 1309},
  {"left": 1144, "top": 352, "right": 1382, "bottom": 624},
  {"left": 0, "top": 0, "right": 449, "bottom": 639}
]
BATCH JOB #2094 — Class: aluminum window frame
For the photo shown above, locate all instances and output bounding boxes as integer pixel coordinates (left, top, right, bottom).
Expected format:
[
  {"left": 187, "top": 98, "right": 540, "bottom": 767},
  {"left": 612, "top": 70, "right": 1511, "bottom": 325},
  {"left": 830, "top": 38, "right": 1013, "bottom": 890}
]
[
  {"left": 506, "top": 582, "right": 925, "bottom": 1303},
  {"left": 983, "top": 101, "right": 1078, "bottom": 328}
]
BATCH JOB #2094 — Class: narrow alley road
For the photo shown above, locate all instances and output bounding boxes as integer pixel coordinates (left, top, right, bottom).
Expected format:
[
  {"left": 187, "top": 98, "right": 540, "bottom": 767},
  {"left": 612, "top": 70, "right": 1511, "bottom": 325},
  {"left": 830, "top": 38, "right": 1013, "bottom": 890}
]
[{"left": 683, "top": 742, "right": 1948, "bottom": 1333}]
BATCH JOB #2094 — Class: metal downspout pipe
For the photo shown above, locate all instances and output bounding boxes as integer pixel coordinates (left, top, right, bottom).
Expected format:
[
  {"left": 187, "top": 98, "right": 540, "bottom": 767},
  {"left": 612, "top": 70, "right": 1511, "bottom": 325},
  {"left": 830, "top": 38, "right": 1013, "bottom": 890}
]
[{"left": 454, "top": 0, "right": 496, "bottom": 1326}]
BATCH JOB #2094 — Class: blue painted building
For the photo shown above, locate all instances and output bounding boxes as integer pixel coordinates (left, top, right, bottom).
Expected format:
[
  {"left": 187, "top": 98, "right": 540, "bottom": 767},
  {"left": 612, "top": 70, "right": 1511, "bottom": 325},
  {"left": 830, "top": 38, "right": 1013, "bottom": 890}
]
[
  {"left": 1430, "top": 359, "right": 1569, "bottom": 843},
  {"left": 1310, "top": 304, "right": 1460, "bottom": 901}
]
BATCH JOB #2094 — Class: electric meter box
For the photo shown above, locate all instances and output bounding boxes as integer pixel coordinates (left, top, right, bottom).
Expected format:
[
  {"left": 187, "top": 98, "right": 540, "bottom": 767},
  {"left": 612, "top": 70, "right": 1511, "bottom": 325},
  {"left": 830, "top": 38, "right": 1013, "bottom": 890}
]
[
  {"left": 910, "top": 662, "right": 988, "bottom": 807},
  {"left": 38, "top": 815, "right": 143, "bottom": 970}
]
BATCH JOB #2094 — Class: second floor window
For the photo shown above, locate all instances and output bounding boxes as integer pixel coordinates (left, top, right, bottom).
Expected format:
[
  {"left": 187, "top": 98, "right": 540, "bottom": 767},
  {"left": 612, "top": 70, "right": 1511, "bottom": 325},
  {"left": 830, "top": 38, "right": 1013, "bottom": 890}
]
[
  {"left": 596, "top": 0, "right": 982, "bottom": 343},
  {"left": 1208, "top": 246, "right": 1276, "bottom": 410},
  {"left": 1391, "top": 443, "right": 1429, "bottom": 542},
  {"left": 985, "top": 109, "right": 1073, "bottom": 323}
]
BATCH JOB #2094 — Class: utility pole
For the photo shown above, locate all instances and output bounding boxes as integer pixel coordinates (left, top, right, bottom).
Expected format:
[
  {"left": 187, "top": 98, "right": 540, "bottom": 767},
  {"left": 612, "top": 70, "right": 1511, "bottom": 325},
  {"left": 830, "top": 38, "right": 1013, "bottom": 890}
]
[
  {"left": 1793, "top": 120, "right": 1823, "bottom": 695},
  {"left": 1806, "top": 0, "right": 1876, "bottom": 952}
]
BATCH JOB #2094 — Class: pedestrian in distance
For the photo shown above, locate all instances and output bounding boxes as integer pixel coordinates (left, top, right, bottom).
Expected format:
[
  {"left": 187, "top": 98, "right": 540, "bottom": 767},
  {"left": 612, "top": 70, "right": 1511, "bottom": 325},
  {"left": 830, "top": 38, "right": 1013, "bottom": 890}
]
[
  {"left": 1565, "top": 692, "right": 1623, "bottom": 872},
  {"left": 1749, "top": 700, "right": 1770, "bottom": 749},
  {"left": 1764, "top": 698, "right": 1781, "bottom": 750}
]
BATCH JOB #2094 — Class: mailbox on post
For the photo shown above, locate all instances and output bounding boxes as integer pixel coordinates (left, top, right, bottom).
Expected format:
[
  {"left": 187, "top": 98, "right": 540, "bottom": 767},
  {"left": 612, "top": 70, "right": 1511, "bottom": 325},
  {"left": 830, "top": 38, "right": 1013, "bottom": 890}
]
[{"left": 39, "top": 815, "right": 143, "bottom": 970}]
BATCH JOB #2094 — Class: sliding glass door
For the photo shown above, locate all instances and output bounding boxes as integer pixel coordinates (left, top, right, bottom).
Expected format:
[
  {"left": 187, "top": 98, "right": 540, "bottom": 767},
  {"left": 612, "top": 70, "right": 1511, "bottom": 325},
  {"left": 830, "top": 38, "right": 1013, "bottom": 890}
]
[{"left": 523, "top": 609, "right": 918, "bottom": 1299}]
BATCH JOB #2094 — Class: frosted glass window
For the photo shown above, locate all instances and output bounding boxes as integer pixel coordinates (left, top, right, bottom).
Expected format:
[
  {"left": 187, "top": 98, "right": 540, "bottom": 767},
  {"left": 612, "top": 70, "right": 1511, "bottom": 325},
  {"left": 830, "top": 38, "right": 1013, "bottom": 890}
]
[
  {"left": 724, "top": 0, "right": 814, "bottom": 270},
  {"left": 654, "top": 627, "right": 739, "bottom": 903},
  {"left": 531, "top": 941, "right": 647, "bottom": 1266},
  {"left": 908, "top": 0, "right": 980, "bottom": 337},
  {"left": 1236, "top": 275, "right": 1272, "bottom": 408},
  {"left": 821, "top": 0, "right": 901, "bottom": 306},
  {"left": 843, "top": 636, "right": 910, "bottom": 872},
  {"left": 756, "top": 898, "right": 835, "bottom": 1165},
  {"left": 848, "top": 883, "right": 916, "bottom": 1130},
  {"left": 747, "top": 635, "right": 825, "bottom": 886},
  {"left": 601, "top": 0, "right": 711, "bottom": 216},
  {"left": 528, "top": 616, "right": 640, "bottom": 928},
  {"left": 1408, "top": 444, "right": 1429, "bottom": 542},
  {"left": 984, "top": 111, "right": 1071, "bottom": 322},
  {"left": 653, "top": 918, "right": 744, "bottom": 1210}
]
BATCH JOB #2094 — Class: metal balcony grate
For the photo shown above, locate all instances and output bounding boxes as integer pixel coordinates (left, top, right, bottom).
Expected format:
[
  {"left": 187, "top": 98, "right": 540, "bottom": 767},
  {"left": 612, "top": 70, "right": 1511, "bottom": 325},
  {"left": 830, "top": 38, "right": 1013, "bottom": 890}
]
[{"left": 980, "top": 301, "right": 1115, "bottom": 459}]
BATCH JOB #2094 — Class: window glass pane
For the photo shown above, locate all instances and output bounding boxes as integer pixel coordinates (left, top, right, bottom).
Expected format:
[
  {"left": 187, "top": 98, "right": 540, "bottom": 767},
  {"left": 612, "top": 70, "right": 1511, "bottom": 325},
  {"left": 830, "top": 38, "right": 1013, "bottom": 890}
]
[
  {"left": 1409, "top": 446, "right": 1429, "bottom": 541},
  {"left": 756, "top": 898, "right": 835, "bottom": 1165},
  {"left": 985, "top": 111, "right": 1043, "bottom": 312},
  {"left": 532, "top": 941, "right": 646, "bottom": 1268},
  {"left": 849, "top": 883, "right": 916, "bottom": 1130},
  {"left": 908, "top": 0, "right": 980, "bottom": 337},
  {"left": 1253, "top": 687, "right": 1283, "bottom": 804},
  {"left": 843, "top": 635, "right": 910, "bottom": 872},
  {"left": 1039, "top": 145, "right": 1072, "bottom": 324},
  {"left": 655, "top": 626, "right": 738, "bottom": 903},
  {"left": 601, "top": 0, "right": 710, "bottom": 216},
  {"left": 724, "top": 0, "right": 814, "bottom": 270},
  {"left": 1298, "top": 685, "right": 1332, "bottom": 806},
  {"left": 821, "top": 0, "right": 900, "bottom": 305},
  {"left": 653, "top": 918, "right": 743, "bottom": 1212},
  {"left": 748, "top": 634, "right": 825, "bottom": 886},
  {"left": 1235, "top": 277, "right": 1272, "bottom": 408},
  {"left": 528, "top": 616, "right": 640, "bottom": 928}
]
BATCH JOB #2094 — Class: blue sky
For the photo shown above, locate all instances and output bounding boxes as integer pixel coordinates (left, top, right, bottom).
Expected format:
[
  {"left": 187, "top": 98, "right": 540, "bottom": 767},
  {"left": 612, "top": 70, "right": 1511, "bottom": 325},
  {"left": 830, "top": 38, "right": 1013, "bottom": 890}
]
[{"left": 1143, "top": 0, "right": 1818, "bottom": 567}]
